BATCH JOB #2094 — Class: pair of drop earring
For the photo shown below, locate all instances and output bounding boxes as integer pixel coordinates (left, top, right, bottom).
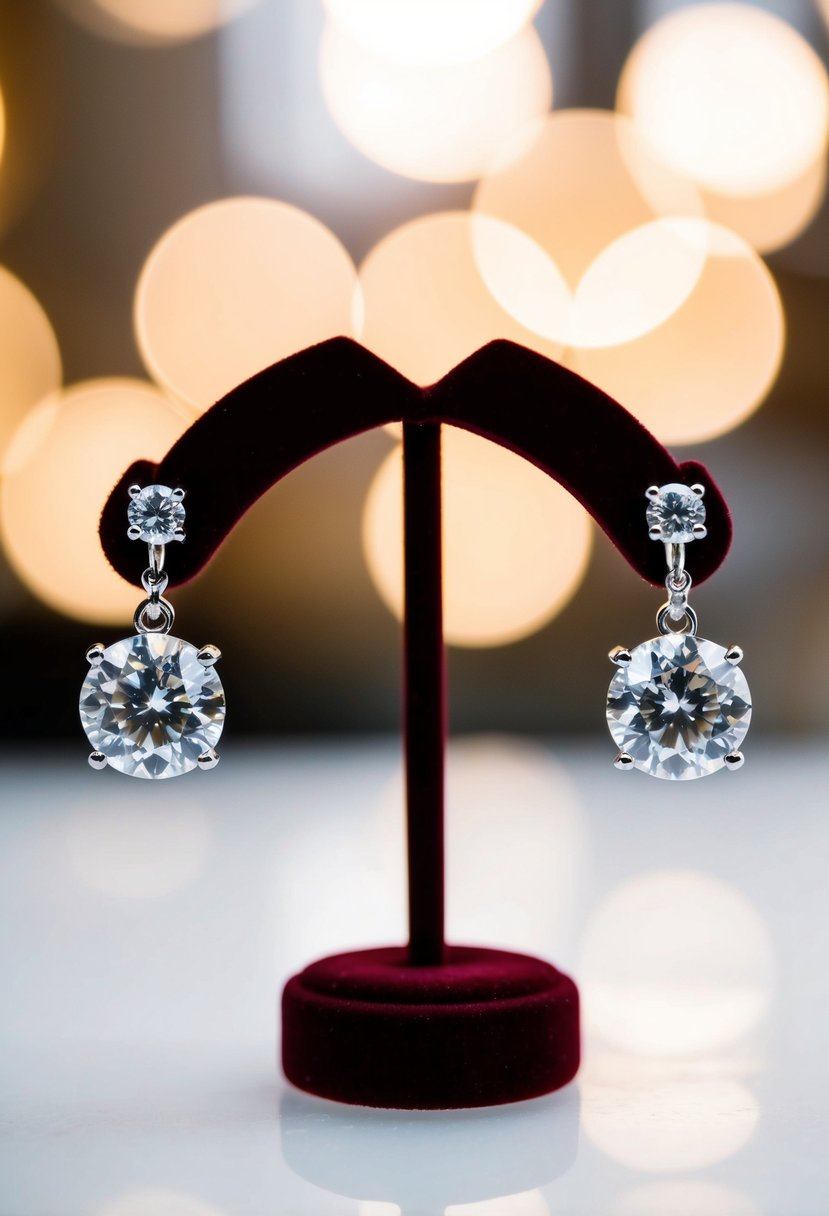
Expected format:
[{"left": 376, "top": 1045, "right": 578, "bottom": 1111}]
[{"left": 78, "top": 480, "right": 751, "bottom": 781}]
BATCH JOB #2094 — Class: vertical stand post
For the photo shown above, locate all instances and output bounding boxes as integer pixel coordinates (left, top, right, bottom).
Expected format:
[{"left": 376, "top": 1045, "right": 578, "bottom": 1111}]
[{"left": 402, "top": 421, "right": 446, "bottom": 966}]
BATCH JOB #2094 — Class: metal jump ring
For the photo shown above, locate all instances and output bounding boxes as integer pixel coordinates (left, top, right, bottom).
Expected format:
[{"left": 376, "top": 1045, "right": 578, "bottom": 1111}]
[
  {"left": 134, "top": 596, "right": 175, "bottom": 635},
  {"left": 657, "top": 602, "right": 699, "bottom": 636},
  {"left": 141, "top": 568, "right": 169, "bottom": 600}
]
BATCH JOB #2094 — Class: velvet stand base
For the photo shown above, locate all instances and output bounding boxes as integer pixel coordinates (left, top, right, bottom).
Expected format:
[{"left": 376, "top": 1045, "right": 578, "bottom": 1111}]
[{"left": 282, "top": 945, "right": 580, "bottom": 1109}]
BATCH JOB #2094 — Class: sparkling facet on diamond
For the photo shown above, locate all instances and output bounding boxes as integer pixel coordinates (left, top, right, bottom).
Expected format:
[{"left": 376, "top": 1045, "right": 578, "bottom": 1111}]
[
  {"left": 646, "top": 482, "right": 706, "bottom": 543},
  {"left": 606, "top": 633, "right": 751, "bottom": 780},
  {"left": 79, "top": 634, "right": 225, "bottom": 779},
  {"left": 127, "top": 484, "right": 186, "bottom": 544}
]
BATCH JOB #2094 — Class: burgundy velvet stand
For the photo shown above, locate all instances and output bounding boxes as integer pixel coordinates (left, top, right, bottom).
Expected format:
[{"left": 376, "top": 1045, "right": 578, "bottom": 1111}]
[{"left": 99, "top": 338, "right": 732, "bottom": 1110}]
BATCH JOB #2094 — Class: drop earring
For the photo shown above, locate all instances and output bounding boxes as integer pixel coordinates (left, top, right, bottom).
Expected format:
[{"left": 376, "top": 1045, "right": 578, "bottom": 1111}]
[
  {"left": 79, "top": 484, "right": 226, "bottom": 778},
  {"left": 606, "top": 482, "right": 751, "bottom": 780}
]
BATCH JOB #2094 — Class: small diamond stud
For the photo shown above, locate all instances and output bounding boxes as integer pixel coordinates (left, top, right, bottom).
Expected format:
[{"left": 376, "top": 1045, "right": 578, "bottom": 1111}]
[
  {"left": 645, "top": 483, "right": 707, "bottom": 545},
  {"left": 127, "top": 484, "right": 186, "bottom": 545}
]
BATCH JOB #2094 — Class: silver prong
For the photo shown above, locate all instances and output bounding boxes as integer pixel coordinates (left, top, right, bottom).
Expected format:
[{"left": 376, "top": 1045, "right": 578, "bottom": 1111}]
[
  {"left": 614, "top": 752, "right": 634, "bottom": 771},
  {"left": 648, "top": 525, "right": 662, "bottom": 541},
  {"left": 691, "top": 483, "right": 705, "bottom": 498},
  {"left": 85, "top": 643, "right": 105, "bottom": 666},
  {"left": 724, "top": 751, "right": 745, "bottom": 771},
  {"left": 127, "top": 524, "right": 142, "bottom": 541},
  {"left": 128, "top": 484, "right": 142, "bottom": 500},
  {"left": 645, "top": 485, "right": 660, "bottom": 500},
  {"left": 88, "top": 752, "right": 107, "bottom": 770},
  {"left": 609, "top": 645, "right": 632, "bottom": 666},
  {"left": 198, "top": 749, "right": 219, "bottom": 771},
  {"left": 197, "top": 644, "right": 221, "bottom": 667},
  {"left": 692, "top": 523, "right": 707, "bottom": 539},
  {"left": 172, "top": 488, "right": 186, "bottom": 501},
  {"left": 172, "top": 527, "right": 186, "bottom": 542},
  {"left": 725, "top": 645, "right": 744, "bottom": 666}
]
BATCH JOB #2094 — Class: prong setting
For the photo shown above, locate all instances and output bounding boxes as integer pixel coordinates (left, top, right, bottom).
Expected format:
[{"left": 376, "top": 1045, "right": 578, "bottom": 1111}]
[
  {"left": 197, "top": 644, "right": 221, "bottom": 667},
  {"left": 614, "top": 752, "right": 634, "bottom": 771},
  {"left": 198, "top": 749, "right": 219, "bottom": 770},
  {"left": 691, "top": 483, "right": 705, "bottom": 498},
  {"left": 128, "top": 484, "right": 141, "bottom": 500},
  {"left": 645, "top": 485, "right": 660, "bottom": 500},
  {"left": 172, "top": 527, "right": 186, "bottom": 542},
  {"left": 692, "top": 523, "right": 707, "bottom": 539},
  {"left": 172, "top": 488, "right": 186, "bottom": 501},
  {"left": 85, "top": 643, "right": 105, "bottom": 666},
  {"left": 88, "top": 751, "right": 107, "bottom": 770},
  {"left": 127, "top": 524, "right": 142, "bottom": 541},
  {"left": 725, "top": 645, "right": 744, "bottom": 666},
  {"left": 609, "top": 645, "right": 632, "bottom": 666},
  {"left": 725, "top": 751, "right": 745, "bottom": 771},
  {"left": 648, "top": 526, "right": 662, "bottom": 540}
]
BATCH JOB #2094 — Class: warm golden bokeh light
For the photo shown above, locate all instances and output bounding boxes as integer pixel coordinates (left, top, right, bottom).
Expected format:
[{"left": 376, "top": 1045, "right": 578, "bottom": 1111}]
[
  {"left": 693, "top": 153, "right": 827, "bottom": 254},
  {"left": 579, "top": 869, "right": 773, "bottom": 1057},
  {"left": 323, "top": 0, "right": 543, "bottom": 67},
  {"left": 473, "top": 111, "right": 704, "bottom": 347},
  {"left": 55, "top": 0, "right": 261, "bottom": 45},
  {"left": 582, "top": 1059, "right": 760, "bottom": 1172},
  {"left": 135, "top": 197, "right": 358, "bottom": 412},
  {"left": 615, "top": 1180, "right": 760, "bottom": 1216},
  {"left": 359, "top": 212, "right": 564, "bottom": 387},
  {"left": 319, "top": 23, "right": 551, "bottom": 183},
  {"left": 0, "top": 265, "right": 62, "bottom": 464},
  {"left": 618, "top": 3, "right": 829, "bottom": 198},
  {"left": 0, "top": 85, "right": 5, "bottom": 169},
  {"left": 362, "top": 427, "right": 592, "bottom": 648},
  {"left": 0, "top": 379, "right": 191, "bottom": 623},
  {"left": 571, "top": 219, "right": 784, "bottom": 444}
]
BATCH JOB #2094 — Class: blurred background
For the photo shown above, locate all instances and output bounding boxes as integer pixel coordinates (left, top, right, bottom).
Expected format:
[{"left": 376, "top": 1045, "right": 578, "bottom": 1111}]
[{"left": 0, "top": 0, "right": 828, "bottom": 742}]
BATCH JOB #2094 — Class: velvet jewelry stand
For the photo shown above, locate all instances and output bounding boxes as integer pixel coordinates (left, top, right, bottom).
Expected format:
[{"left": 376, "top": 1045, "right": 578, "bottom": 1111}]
[{"left": 99, "top": 337, "right": 732, "bottom": 1110}]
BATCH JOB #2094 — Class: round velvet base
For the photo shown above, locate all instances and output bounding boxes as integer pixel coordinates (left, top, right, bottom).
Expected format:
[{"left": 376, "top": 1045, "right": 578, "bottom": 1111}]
[{"left": 281, "top": 944, "right": 580, "bottom": 1110}]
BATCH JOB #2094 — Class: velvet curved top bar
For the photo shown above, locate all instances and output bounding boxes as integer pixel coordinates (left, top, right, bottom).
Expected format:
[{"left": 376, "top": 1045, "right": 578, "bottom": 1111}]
[{"left": 99, "top": 336, "right": 731, "bottom": 587}]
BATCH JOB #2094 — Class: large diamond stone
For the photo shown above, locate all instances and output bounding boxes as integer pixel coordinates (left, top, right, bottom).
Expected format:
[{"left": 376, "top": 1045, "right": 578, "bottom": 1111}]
[
  {"left": 80, "top": 634, "right": 225, "bottom": 779},
  {"left": 606, "top": 634, "right": 751, "bottom": 780},
  {"left": 128, "top": 485, "right": 185, "bottom": 544},
  {"left": 646, "top": 483, "right": 705, "bottom": 543}
]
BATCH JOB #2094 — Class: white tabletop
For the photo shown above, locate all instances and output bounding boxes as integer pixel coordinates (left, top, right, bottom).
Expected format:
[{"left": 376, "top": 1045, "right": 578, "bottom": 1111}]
[{"left": 1, "top": 738, "right": 826, "bottom": 1216}]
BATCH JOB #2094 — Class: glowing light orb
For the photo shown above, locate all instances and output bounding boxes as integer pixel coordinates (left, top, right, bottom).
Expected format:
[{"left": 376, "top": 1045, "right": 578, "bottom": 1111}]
[
  {"left": 54, "top": 0, "right": 261, "bottom": 45},
  {"left": 362, "top": 426, "right": 592, "bottom": 648},
  {"left": 694, "top": 153, "right": 827, "bottom": 254},
  {"left": 135, "top": 197, "right": 358, "bottom": 412},
  {"left": 618, "top": 3, "right": 829, "bottom": 198},
  {"left": 473, "top": 110, "right": 704, "bottom": 347},
  {"left": 320, "top": 23, "right": 551, "bottom": 182},
  {"left": 0, "top": 265, "right": 62, "bottom": 464},
  {"left": 582, "top": 1064, "right": 760, "bottom": 1173},
  {"left": 571, "top": 219, "right": 784, "bottom": 445},
  {"left": 0, "top": 379, "right": 191, "bottom": 623},
  {"left": 615, "top": 1180, "right": 760, "bottom": 1216},
  {"left": 579, "top": 869, "right": 774, "bottom": 1057},
  {"left": 323, "top": 0, "right": 543, "bottom": 67},
  {"left": 358, "top": 212, "right": 564, "bottom": 387}
]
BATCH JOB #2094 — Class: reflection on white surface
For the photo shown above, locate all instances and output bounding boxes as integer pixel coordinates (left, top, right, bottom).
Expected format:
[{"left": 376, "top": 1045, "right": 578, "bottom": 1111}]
[
  {"left": 579, "top": 869, "right": 773, "bottom": 1056},
  {"left": 99, "top": 1189, "right": 228, "bottom": 1216},
  {"left": 376, "top": 736, "right": 588, "bottom": 957},
  {"left": 581, "top": 1056, "right": 760, "bottom": 1173},
  {"left": 63, "top": 792, "right": 212, "bottom": 900},
  {"left": 447, "top": 1188, "right": 550, "bottom": 1215},
  {"left": 614, "top": 1178, "right": 760, "bottom": 1216},
  {"left": 358, "top": 1202, "right": 401, "bottom": 1216}
]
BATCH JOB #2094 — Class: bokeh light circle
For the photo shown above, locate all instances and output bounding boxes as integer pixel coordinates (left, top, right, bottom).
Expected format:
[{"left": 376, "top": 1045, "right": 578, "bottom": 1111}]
[
  {"left": 54, "top": 0, "right": 262, "bottom": 45},
  {"left": 0, "top": 265, "right": 62, "bottom": 464},
  {"left": 473, "top": 110, "right": 705, "bottom": 347},
  {"left": 579, "top": 869, "right": 774, "bottom": 1057},
  {"left": 135, "top": 197, "right": 358, "bottom": 412},
  {"left": 618, "top": 3, "right": 829, "bottom": 198},
  {"left": 362, "top": 426, "right": 592, "bottom": 648},
  {"left": 571, "top": 219, "right": 784, "bottom": 444},
  {"left": 359, "top": 211, "right": 564, "bottom": 387},
  {"left": 1, "top": 379, "right": 191, "bottom": 623},
  {"left": 323, "top": 0, "right": 543, "bottom": 67},
  {"left": 320, "top": 23, "right": 552, "bottom": 183}
]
